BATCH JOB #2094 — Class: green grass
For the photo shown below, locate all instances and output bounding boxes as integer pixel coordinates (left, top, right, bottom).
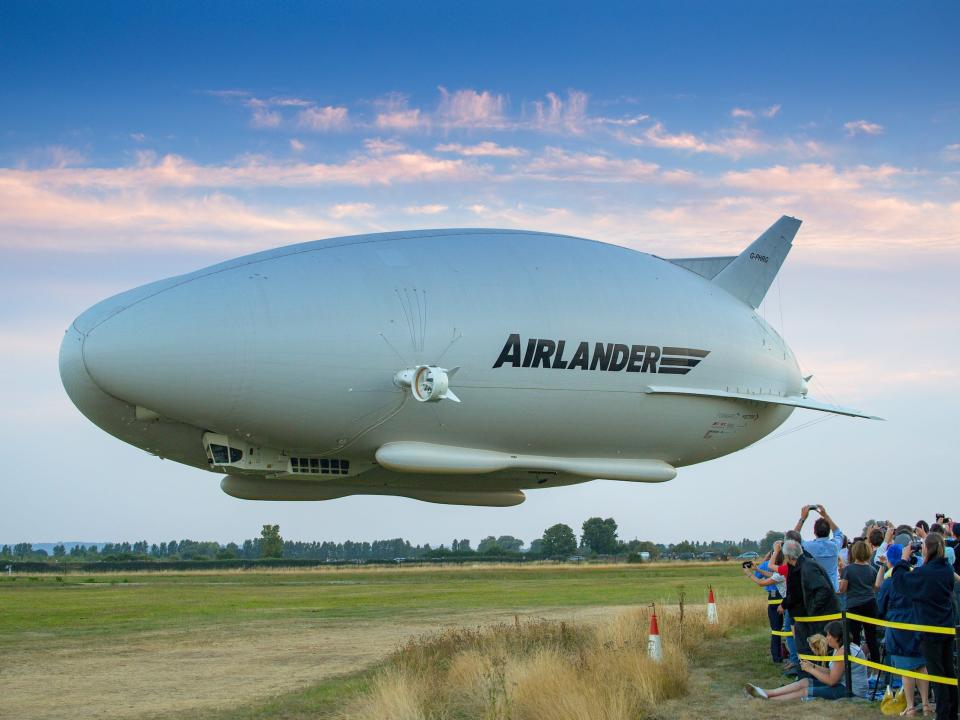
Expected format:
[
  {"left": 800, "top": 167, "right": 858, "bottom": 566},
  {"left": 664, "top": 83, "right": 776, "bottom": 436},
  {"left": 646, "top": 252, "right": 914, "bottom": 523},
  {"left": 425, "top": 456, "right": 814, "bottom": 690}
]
[
  {"left": 156, "top": 670, "right": 374, "bottom": 720},
  {"left": 0, "top": 563, "right": 754, "bottom": 643}
]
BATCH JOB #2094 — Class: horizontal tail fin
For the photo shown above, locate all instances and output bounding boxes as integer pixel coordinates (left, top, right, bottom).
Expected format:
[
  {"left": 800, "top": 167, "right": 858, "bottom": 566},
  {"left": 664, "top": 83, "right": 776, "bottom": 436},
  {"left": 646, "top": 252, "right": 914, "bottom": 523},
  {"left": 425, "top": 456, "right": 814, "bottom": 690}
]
[{"left": 711, "top": 216, "right": 801, "bottom": 308}]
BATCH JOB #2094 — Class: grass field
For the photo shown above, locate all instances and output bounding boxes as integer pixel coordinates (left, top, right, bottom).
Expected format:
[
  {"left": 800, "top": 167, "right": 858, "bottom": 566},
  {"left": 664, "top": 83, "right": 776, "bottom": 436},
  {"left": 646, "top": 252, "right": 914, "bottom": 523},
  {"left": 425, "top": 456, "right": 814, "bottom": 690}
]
[
  {"left": 1, "top": 563, "right": 752, "bottom": 639},
  {"left": 0, "top": 563, "right": 882, "bottom": 719}
]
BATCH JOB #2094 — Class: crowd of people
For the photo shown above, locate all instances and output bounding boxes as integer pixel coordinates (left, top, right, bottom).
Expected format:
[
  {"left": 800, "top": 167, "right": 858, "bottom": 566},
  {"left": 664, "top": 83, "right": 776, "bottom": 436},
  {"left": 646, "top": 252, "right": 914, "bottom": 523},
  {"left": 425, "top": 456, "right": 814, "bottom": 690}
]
[{"left": 741, "top": 505, "right": 960, "bottom": 718}]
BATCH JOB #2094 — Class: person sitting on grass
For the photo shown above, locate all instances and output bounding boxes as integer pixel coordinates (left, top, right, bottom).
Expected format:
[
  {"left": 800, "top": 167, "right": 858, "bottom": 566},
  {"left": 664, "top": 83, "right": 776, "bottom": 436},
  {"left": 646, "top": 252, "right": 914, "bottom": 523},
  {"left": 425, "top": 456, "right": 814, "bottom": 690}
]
[{"left": 744, "top": 620, "right": 870, "bottom": 701}]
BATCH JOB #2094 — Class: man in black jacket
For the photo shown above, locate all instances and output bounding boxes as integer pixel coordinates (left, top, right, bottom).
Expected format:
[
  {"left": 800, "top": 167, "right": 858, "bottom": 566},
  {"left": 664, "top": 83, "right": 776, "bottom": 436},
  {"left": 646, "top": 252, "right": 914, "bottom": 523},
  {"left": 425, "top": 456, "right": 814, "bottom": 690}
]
[
  {"left": 893, "top": 532, "right": 958, "bottom": 720},
  {"left": 782, "top": 539, "right": 840, "bottom": 666}
]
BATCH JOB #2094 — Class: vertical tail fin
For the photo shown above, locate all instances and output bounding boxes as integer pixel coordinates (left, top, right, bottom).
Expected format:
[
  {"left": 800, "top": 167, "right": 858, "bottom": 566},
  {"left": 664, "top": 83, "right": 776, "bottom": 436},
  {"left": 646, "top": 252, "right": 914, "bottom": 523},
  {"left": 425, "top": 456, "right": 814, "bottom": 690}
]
[{"left": 711, "top": 216, "right": 801, "bottom": 308}]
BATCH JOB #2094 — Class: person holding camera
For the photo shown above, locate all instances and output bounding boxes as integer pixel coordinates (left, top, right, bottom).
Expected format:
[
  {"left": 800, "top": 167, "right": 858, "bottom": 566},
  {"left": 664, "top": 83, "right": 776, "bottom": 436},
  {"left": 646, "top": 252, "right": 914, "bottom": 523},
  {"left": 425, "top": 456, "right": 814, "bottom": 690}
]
[
  {"left": 839, "top": 539, "right": 880, "bottom": 663},
  {"left": 877, "top": 544, "right": 933, "bottom": 716},
  {"left": 892, "top": 532, "right": 958, "bottom": 720},
  {"left": 743, "top": 541, "right": 787, "bottom": 664},
  {"left": 781, "top": 539, "right": 839, "bottom": 663},
  {"left": 794, "top": 504, "right": 844, "bottom": 591}
]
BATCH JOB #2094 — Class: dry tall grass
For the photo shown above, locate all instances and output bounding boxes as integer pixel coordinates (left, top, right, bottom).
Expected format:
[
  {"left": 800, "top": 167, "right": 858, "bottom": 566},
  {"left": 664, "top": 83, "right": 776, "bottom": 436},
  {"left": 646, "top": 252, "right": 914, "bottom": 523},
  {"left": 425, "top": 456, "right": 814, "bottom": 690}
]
[{"left": 342, "top": 595, "right": 766, "bottom": 720}]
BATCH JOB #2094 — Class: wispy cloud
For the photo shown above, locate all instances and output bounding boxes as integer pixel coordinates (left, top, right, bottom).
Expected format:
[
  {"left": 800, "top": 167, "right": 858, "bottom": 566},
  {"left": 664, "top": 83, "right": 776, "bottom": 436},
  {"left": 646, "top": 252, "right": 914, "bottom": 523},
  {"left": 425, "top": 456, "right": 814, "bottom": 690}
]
[
  {"left": 250, "top": 107, "right": 281, "bottom": 128},
  {"left": 625, "top": 121, "right": 768, "bottom": 158},
  {"left": 297, "top": 106, "right": 350, "bottom": 131},
  {"left": 721, "top": 163, "right": 901, "bottom": 193},
  {"left": 2, "top": 149, "right": 482, "bottom": 190},
  {"left": 289, "top": 138, "right": 305, "bottom": 152},
  {"left": 942, "top": 143, "right": 960, "bottom": 162},
  {"left": 328, "top": 202, "right": 376, "bottom": 219},
  {"left": 732, "top": 104, "right": 781, "bottom": 120},
  {"left": 522, "top": 147, "right": 660, "bottom": 182},
  {"left": 373, "top": 93, "right": 429, "bottom": 131},
  {"left": 530, "top": 90, "right": 589, "bottom": 134},
  {"left": 437, "top": 87, "right": 507, "bottom": 128},
  {"left": 364, "top": 138, "right": 406, "bottom": 155},
  {"left": 435, "top": 141, "right": 525, "bottom": 157},
  {"left": 844, "top": 119, "right": 884, "bottom": 136},
  {"left": 404, "top": 204, "right": 448, "bottom": 215},
  {"left": 376, "top": 108, "right": 428, "bottom": 130}
]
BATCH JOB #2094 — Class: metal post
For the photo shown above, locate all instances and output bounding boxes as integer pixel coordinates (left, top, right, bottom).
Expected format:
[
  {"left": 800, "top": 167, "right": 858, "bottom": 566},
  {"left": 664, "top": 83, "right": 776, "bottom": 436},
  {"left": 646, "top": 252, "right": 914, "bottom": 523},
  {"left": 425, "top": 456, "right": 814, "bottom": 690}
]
[
  {"left": 841, "top": 606, "right": 852, "bottom": 698},
  {"left": 954, "top": 624, "right": 959, "bottom": 720}
]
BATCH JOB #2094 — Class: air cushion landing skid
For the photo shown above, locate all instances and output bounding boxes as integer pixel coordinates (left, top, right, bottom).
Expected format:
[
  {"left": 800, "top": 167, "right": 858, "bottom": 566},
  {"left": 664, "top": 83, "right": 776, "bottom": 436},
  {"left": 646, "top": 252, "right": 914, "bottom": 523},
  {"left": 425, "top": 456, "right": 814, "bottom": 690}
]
[{"left": 219, "top": 475, "right": 524, "bottom": 506}]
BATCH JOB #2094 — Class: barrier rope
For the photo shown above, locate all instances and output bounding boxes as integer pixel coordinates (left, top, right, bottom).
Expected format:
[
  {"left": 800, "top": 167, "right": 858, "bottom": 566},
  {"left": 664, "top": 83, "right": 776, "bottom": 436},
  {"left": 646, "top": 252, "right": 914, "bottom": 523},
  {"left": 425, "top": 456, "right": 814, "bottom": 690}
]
[
  {"left": 774, "top": 610, "right": 958, "bottom": 686},
  {"left": 844, "top": 611, "right": 957, "bottom": 636}
]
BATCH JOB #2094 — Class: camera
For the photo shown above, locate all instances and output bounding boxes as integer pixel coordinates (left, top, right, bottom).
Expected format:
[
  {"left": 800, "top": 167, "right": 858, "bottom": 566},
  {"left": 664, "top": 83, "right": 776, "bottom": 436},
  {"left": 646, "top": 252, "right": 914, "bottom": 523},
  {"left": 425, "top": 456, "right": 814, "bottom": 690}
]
[
  {"left": 909, "top": 540, "right": 923, "bottom": 565},
  {"left": 742, "top": 560, "right": 754, "bottom": 569}
]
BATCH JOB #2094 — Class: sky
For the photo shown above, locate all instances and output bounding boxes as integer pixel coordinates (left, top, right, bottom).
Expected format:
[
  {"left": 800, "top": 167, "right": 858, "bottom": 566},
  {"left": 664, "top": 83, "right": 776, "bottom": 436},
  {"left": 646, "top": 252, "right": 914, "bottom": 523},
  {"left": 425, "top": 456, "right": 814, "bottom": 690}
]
[{"left": 2, "top": 1, "right": 958, "bottom": 547}]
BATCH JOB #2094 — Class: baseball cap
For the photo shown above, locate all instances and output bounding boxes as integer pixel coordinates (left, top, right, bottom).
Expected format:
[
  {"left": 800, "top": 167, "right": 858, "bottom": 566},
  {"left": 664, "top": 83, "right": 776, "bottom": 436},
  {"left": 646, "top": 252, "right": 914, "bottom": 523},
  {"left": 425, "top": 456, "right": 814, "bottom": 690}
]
[{"left": 886, "top": 544, "right": 904, "bottom": 565}]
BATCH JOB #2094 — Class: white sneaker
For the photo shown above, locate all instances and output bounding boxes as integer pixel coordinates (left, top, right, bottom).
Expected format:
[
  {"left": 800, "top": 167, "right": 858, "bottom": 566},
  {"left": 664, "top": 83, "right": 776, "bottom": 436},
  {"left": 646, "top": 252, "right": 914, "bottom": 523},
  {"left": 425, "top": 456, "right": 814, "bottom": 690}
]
[{"left": 744, "top": 684, "right": 769, "bottom": 699}]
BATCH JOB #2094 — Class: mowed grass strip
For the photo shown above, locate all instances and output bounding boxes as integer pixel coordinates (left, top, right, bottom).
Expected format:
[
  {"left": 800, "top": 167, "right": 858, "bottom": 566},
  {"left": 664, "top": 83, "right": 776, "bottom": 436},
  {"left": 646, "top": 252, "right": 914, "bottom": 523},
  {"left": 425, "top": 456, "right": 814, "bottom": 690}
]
[{"left": 0, "top": 563, "right": 755, "bottom": 641}]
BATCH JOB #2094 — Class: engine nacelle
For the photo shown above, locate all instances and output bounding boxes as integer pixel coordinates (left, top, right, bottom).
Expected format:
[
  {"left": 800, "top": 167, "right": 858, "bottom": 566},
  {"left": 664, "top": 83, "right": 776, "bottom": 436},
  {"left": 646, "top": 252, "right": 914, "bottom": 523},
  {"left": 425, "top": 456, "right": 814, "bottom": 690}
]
[{"left": 394, "top": 365, "right": 461, "bottom": 403}]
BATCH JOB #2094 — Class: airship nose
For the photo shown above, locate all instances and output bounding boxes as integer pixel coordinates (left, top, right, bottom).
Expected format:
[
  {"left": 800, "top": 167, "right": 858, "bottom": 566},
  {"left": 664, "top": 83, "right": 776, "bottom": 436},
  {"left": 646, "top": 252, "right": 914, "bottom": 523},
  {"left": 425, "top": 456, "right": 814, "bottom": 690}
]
[
  {"left": 59, "top": 296, "right": 142, "bottom": 432},
  {"left": 62, "top": 276, "right": 246, "bottom": 431}
]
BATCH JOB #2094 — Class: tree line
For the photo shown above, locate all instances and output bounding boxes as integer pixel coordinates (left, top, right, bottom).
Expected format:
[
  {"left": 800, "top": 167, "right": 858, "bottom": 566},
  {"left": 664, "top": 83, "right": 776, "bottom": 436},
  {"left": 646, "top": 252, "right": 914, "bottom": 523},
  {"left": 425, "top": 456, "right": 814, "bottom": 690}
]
[{"left": 1, "top": 520, "right": 782, "bottom": 563}]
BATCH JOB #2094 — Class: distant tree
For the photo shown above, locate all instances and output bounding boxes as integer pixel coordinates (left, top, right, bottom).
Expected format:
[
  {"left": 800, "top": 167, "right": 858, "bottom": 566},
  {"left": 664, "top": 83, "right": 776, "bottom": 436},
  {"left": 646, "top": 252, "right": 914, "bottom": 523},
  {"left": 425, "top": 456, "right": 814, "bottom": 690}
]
[
  {"left": 52, "top": 544, "right": 66, "bottom": 557},
  {"left": 672, "top": 540, "right": 696, "bottom": 555},
  {"left": 528, "top": 538, "right": 544, "bottom": 556},
  {"left": 541, "top": 524, "right": 577, "bottom": 558},
  {"left": 0, "top": 545, "right": 10, "bottom": 558},
  {"left": 477, "top": 536, "right": 501, "bottom": 553},
  {"left": 624, "top": 540, "right": 660, "bottom": 559},
  {"left": 581, "top": 517, "right": 619, "bottom": 555},
  {"left": 13, "top": 543, "right": 32, "bottom": 558},
  {"left": 260, "top": 525, "right": 283, "bottom": 558},
  {"left": 758, "top": 530, "right": 781, "bottom": 554},
  {"left": 458, "top": 538, "right": 472, "bottom": 552},
  {"left": 496, "top": 536, "right": 523, "bottom": 552}
]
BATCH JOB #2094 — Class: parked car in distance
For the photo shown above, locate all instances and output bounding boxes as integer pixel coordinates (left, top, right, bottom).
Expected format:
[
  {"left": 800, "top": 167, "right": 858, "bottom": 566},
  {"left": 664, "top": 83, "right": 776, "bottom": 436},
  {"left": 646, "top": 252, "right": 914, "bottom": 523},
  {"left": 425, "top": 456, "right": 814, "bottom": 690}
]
[{"left": 735, "top": 551, "right": 760, "bottom": 560}]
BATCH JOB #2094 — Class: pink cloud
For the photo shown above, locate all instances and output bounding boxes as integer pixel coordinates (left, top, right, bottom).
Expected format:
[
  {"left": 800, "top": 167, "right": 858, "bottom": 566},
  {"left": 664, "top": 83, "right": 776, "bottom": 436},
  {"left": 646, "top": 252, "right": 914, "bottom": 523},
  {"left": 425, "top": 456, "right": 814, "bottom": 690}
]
[
  {"left": 522, "top": 147, "right": 660, "bottom": 182},
  {"left": 530, "top": 90, "right": 589, "bottom": 134},
  {"left": 297, "top": 106, "right": 350, "bottom": 131},
  {"left": 437, "top": 87, "right": 507, "bottom": 128},
  {"left": 844, "top": 119, "right": 884, "bottom": 136},
  {"left": 435, "top": 141, "right": 525, "bottom": 157}
]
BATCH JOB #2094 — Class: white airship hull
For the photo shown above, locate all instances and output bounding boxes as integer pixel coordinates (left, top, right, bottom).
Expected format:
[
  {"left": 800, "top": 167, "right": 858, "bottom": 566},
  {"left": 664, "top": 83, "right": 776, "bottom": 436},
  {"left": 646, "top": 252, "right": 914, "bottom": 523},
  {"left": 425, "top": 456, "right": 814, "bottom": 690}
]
[{"left": 59, "top": 221, "right": 873, "bottom": 506}]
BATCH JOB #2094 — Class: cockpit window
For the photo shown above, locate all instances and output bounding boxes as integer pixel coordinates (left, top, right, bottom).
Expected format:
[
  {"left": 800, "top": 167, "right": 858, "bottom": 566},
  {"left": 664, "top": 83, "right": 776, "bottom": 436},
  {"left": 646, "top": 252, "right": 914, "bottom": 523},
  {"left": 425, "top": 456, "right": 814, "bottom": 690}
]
[{"left": 210, "top": 444, "right": 242, "bottom": 464}]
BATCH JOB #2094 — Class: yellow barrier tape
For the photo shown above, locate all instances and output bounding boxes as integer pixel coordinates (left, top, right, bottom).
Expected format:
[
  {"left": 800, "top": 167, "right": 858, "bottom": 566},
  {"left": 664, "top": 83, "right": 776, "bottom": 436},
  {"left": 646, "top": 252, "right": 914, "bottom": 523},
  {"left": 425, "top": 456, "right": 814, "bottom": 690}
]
[
  {"left": 845, "top": 611, "right": 957, "bottom": 636},
  {"left": 791, "top": 613, "right": 843, "bottom": 623},
  {"left": 771, "top": 630, "right": 792, "bottom": 637},
  {"left": 793, "top": 653, "right": 958, "bottom": 686},
  {"left": 848, "top": 655, "right": 958, "bottom": 687}
]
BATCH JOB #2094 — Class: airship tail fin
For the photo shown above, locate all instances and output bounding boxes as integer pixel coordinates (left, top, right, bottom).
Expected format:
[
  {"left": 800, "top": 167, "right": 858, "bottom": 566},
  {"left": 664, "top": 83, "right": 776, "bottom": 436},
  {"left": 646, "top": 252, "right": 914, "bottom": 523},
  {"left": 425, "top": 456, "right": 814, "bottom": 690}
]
[{"left": 711, "top": 215, "right": 801, "bottom": 308}]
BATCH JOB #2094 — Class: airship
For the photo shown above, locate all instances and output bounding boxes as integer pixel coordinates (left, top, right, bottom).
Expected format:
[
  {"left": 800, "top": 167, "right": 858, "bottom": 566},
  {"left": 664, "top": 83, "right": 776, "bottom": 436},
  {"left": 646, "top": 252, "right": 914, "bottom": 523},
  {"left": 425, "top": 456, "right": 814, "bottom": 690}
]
[{"left": 59, "top": 216, "right": 876, "bottom": 507}]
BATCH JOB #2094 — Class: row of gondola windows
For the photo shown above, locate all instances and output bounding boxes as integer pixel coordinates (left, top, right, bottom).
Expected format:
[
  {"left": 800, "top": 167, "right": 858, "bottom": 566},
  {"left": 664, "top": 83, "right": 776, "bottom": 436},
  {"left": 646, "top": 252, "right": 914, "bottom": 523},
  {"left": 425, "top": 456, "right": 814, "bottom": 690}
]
[{"left": 289, "top": 457, "right": 350, "bottom": 475}]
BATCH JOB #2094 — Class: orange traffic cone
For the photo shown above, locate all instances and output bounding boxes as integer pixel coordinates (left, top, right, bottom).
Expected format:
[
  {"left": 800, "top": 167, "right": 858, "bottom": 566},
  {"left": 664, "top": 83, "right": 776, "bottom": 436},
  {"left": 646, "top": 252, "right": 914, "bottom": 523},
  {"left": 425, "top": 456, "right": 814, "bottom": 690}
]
[
  {"left": 707, "top": 586, "right": 719, "bottom": 624},
  {"left": 647, "top": 609, "right": 663, "bottom": 661}
]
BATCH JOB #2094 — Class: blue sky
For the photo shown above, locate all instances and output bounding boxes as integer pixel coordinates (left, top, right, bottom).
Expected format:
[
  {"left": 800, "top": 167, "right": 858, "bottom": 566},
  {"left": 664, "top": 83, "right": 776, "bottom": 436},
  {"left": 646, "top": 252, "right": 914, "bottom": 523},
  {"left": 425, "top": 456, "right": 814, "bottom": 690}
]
[{"left": 2, "top": 2, "right": 958, "bottom": 546}]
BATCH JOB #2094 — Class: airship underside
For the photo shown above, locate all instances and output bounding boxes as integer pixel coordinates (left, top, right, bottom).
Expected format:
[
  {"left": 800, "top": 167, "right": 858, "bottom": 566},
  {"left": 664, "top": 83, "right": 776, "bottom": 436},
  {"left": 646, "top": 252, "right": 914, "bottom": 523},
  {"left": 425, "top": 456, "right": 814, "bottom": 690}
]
[{"left": 59, "top": 217, "right": 877, "bottom": 506}]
